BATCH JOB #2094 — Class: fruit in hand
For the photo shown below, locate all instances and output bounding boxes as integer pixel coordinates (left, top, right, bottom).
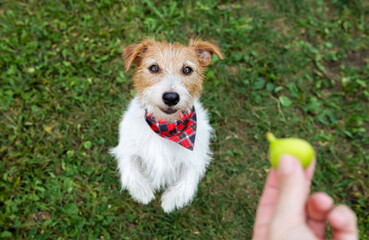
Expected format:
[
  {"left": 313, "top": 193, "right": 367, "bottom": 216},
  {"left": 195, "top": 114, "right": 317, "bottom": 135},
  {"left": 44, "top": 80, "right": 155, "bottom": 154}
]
[{"left": 266, "top": 132, "right": 315, "bottom": 169}]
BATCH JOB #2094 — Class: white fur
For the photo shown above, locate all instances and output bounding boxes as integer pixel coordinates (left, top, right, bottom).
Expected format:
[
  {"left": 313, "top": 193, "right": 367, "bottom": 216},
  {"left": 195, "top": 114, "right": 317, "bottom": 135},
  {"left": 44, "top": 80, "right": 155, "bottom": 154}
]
[{"left": 110, "top": 97, "right": 213, "bottom": 212}]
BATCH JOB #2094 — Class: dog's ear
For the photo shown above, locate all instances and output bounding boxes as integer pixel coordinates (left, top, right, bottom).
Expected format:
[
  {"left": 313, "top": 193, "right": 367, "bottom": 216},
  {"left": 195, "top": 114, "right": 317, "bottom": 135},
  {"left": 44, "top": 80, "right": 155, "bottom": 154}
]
[
  {"left": 189, "top": 39, "right": 224, "bottom": 67},
  {"left": 123, "top": 39, "right": 154, "bottom": 72}
]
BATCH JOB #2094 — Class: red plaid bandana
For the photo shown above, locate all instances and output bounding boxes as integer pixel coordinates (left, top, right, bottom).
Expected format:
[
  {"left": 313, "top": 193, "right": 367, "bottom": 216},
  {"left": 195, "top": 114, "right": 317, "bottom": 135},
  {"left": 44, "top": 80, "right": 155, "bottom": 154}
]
[{"left": 145, "top": 107, "right": 197, "bottom": 151}]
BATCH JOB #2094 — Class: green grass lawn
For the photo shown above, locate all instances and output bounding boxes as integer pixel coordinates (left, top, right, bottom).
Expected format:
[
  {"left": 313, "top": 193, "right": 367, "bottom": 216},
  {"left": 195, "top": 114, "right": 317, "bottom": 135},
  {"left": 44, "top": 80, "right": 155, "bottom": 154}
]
[{"left": 1, "top": 0, "right": 368, "bottom": 239}]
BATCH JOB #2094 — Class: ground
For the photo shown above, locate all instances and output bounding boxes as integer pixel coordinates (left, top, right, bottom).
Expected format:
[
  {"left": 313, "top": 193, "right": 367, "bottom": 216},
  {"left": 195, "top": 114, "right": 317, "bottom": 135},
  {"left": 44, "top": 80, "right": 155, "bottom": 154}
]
[{"left": 0, "top": 0, "right": 368, "bottom": 239}]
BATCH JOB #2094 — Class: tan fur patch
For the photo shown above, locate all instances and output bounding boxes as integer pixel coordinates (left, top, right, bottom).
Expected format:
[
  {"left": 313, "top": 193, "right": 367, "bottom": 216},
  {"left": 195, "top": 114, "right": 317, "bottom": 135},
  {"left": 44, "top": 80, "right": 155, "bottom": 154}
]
[{"left": 123, "top": 39, "right": 223, "bottom": 98}]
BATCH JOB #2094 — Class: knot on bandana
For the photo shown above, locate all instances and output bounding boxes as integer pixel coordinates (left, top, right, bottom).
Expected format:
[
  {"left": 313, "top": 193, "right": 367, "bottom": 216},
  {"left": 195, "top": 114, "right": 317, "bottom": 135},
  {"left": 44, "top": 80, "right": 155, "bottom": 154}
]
[{"left": 145, "top": 107, "right": 197, "bottom": 151}]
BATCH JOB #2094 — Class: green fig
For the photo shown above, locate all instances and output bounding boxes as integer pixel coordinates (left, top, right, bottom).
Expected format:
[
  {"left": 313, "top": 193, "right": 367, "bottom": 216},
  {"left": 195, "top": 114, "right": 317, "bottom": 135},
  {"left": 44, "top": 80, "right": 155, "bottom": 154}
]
[{"left": 267, "top": 132, "right": 315, "bottom": 169}]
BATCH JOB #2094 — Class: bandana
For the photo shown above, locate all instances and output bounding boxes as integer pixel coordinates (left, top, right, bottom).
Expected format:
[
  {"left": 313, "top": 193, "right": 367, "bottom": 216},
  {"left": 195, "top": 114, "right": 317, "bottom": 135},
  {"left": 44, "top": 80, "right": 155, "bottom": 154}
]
[{"left": 145, "top": 107, "right": 197, "bottom": 151}]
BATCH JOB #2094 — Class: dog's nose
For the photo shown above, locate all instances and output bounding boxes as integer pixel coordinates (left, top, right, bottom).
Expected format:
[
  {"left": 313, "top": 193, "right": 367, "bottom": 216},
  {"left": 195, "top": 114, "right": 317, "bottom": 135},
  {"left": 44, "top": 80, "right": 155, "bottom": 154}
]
[{"left": 162, "top": 92, "right": 180, "bottom": 106}]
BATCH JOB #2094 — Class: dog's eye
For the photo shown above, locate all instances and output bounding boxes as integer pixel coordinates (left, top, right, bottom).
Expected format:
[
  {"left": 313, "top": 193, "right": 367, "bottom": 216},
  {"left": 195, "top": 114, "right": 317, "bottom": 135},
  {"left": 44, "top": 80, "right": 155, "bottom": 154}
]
[
  {"left": 149, "top": 65, "right": 159, "bottom": 73},
  {"left": 183, "top": 66, "right": 193, "bottom": 75}
]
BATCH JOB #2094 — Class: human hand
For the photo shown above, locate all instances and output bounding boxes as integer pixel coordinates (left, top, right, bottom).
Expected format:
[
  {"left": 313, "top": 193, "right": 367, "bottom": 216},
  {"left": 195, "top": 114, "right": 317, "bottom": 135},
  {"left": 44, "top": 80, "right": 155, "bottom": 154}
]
[{"left": 252, "top": 155, "right": 358, "bottom": 240}]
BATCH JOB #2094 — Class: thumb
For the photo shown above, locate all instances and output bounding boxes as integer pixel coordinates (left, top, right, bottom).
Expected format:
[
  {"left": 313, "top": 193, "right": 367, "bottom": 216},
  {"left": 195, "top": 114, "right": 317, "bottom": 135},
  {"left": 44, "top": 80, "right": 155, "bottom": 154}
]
[{"left": 273, "top": 155, "right": 310, "bottom": 223}]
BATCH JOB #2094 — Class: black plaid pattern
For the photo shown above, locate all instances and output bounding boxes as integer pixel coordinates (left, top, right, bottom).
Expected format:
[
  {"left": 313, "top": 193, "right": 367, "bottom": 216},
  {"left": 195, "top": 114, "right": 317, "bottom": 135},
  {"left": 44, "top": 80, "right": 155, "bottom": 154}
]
[{"left": 145, "top": 107, "right": 197, "bottom": 150}]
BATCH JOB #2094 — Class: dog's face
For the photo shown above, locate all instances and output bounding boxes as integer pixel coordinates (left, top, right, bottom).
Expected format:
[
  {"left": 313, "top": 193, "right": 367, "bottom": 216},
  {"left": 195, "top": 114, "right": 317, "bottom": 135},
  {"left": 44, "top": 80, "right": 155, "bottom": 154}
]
[{"left": 123, "top": 39, "right": 223, "bottom": 121}]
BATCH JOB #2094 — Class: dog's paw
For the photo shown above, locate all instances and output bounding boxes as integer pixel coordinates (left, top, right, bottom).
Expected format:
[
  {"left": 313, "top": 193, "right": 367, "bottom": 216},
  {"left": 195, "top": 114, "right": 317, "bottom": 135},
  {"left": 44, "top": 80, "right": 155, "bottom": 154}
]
[
  {"left": 125, "top": 183, "right": 155, "bottom": 204},
  {"left": 161, "top": 184, "right": 195, "bottom": 213}
]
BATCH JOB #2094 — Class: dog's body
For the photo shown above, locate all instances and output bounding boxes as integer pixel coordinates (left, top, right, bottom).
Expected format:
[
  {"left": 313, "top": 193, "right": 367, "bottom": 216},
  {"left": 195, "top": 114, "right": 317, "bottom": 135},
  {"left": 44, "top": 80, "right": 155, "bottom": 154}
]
[
  {"left": 111, "top": 39, "right": 223, "bottom": 212},
  {"left": 111, "top": 98, "right": 212, "bottom": 212}
]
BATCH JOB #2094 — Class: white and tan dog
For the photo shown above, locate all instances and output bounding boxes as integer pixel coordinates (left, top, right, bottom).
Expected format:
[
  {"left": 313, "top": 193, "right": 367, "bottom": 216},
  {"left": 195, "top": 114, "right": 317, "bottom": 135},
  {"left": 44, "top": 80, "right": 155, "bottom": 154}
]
[{"left": 110, "top": 38, "right": 223, "bottom": 212}]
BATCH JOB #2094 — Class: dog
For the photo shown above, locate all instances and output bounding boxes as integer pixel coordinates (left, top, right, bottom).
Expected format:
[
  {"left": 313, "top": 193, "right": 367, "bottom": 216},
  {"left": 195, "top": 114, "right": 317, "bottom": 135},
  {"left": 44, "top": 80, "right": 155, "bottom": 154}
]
[{"left": 110, "top": 38, "right": 223, "bottom": 212}]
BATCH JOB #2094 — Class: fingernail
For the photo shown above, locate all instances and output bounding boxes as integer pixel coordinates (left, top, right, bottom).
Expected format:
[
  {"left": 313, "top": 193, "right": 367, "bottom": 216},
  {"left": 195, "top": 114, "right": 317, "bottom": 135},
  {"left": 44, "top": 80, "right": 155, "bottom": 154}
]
[{"left": 277, "top": 155, "right": 297, "bottom": 175}]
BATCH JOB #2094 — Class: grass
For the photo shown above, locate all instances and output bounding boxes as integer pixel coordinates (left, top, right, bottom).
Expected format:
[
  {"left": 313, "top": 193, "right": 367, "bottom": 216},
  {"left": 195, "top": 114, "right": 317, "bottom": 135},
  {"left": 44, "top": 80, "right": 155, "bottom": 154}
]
[{"left": 1, "top": 0, "right": 368, "bottom": 239}]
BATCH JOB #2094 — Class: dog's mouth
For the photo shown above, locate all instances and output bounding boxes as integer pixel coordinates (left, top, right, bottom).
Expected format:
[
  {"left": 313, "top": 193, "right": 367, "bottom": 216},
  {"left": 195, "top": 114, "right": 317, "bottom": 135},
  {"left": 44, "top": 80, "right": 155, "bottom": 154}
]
[{"left": 159, "top": 107, "right": 178, "bottom": 115}]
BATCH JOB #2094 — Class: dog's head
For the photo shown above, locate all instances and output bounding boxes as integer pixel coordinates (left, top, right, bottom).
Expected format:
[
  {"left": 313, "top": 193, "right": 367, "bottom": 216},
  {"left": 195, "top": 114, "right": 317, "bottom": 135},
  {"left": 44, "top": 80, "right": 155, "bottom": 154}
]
[{"left": 123, "top": 38, "right": 223, "bottom": 121}]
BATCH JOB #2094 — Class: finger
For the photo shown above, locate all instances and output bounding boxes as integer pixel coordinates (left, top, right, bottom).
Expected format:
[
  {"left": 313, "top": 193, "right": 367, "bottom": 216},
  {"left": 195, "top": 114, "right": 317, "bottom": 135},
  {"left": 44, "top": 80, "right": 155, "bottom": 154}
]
[
  {"left": 252, "top": 169, "right": 279, "bottom": 240},
  {"left": 253, "top": 156, "right": 316, "bottom": 240},
  {"left": 304, "top": 158, "right": 316, "bottom": 184},
  {"left": 328, "top": 205, "right": 358, "bottom": 240},
  {"left": 306, "top": 192, "right": 334, "bottom": 239},
  {"left": 273, "top": 155, "right": 310, "bottom": 223}
]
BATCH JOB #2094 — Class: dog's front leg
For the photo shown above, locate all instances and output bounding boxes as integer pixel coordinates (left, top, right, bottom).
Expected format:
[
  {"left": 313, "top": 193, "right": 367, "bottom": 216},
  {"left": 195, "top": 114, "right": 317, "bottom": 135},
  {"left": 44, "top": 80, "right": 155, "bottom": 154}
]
[
  {"left": 117, "top": 155, "right": 155, "bottom": 204},
  {"left": 161, "top": 165, "right": 201, "bottom": 213}
]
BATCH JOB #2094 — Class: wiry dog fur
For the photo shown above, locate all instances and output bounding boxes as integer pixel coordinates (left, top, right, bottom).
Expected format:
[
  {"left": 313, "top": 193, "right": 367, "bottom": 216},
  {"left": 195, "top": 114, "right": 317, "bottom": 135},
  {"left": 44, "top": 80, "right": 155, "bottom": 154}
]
[{"left": 110, "top": 38, "right": 223, "bottom": 212}]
